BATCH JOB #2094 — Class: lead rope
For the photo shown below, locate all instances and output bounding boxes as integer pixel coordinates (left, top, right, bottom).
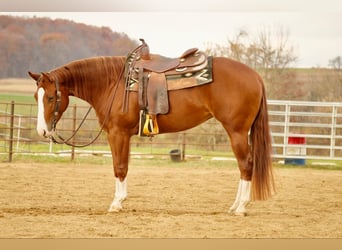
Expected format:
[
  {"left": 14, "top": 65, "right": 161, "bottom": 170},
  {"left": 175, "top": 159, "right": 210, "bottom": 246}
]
[{"left": 50, "top": 60, "right": 126, "bottom": 148}]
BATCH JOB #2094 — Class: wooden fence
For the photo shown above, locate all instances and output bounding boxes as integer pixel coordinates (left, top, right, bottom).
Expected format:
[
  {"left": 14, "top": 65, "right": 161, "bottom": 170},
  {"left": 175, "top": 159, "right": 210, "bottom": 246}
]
[{"left": 1, "top": 100, "right": 342, "bottom": 162}]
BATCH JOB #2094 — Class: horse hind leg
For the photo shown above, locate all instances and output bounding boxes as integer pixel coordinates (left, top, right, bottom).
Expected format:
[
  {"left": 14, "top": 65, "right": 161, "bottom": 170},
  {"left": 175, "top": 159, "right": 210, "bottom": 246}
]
[
  {"left": 229, "top": 179, "right": 251, "bottom": 216},
  {"left": 228, "top": 131, "right": 253, "bottom": 216}
]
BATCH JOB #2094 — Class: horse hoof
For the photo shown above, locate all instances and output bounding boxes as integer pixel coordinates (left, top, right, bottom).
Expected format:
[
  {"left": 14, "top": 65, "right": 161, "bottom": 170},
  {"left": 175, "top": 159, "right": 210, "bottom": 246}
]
[
  {"left": 234, "top": 211, "right": 247, "bottom": 217},
  {"left": 108, "top": 207, "right": 121, "bottom": 213},
  {"left": 228, "top": 209, "right": 236, "bottom": 215},
  {"left": 108, "top": 204, "right": 122, "bottom": 213}
]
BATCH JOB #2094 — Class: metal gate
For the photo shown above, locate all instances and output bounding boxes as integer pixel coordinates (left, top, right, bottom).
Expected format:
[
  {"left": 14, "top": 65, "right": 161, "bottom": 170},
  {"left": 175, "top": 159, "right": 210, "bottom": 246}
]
[{"left": 268, "top": 100, "right": 342, "bottom": 160}]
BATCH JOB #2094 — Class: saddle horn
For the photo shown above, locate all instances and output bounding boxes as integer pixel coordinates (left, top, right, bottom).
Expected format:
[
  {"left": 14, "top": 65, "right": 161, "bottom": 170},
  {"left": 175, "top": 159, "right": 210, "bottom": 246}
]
[{"left": 139, "top": 38, "right": 151, "bottom": 60}]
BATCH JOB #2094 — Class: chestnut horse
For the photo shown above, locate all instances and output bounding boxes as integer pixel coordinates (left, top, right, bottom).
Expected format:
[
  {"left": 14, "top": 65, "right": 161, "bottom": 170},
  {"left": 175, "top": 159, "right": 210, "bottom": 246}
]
[{"left": 28, "top": 53, "right": 274, "bottom": 215}]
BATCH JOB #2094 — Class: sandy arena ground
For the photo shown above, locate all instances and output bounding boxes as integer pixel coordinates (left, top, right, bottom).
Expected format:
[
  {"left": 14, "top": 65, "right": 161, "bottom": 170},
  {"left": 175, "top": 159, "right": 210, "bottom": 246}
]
[{"left": 0, "top": 159, "right": 341, "bottom": 238}]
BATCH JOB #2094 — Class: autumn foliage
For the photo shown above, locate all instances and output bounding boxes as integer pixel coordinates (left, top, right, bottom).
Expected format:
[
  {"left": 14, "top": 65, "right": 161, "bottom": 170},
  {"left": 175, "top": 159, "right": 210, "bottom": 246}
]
[{"left": 0, "top": 15, "right": 139, "bottom": 78}]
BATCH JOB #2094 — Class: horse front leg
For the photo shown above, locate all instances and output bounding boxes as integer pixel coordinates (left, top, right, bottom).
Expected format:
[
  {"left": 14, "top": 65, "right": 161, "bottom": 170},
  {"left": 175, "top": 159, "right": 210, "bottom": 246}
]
[
  {"left": 109, "top": 177, "right": 128, "bottom": 212},
  {"left": 107, "top": 132, "right": 131, "bottom": 212}
]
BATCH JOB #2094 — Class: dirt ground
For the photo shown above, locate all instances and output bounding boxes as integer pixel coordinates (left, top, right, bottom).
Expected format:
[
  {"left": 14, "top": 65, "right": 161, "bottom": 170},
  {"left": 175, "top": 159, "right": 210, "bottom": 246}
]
[{"left": 0, "top": 159, "right": 341, "bottom": 238}]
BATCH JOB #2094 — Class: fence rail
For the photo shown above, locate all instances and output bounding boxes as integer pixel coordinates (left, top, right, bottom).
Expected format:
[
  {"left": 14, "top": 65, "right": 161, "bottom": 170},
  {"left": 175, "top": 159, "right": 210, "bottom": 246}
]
[
  {"left": 268, "top": 100, "right": 342, "bottom": 160},
  {"left": 1, "top": 100, "right": 342, "bottom": 162}
]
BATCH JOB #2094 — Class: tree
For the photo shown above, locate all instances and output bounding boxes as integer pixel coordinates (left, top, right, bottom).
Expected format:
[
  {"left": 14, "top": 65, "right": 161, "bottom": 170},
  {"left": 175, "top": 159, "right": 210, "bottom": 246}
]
[
  {"left": 0, "top": 15, "right": 139, "bottom": 78},
  {"left": 206, "top": 26, "right": 297, "bottom": 80},
  {"left": 205, "top": 26, "right": 299, "bottom": 99},
  {"left": 329, "top": 56, "right": 342, "bottom": 69}
]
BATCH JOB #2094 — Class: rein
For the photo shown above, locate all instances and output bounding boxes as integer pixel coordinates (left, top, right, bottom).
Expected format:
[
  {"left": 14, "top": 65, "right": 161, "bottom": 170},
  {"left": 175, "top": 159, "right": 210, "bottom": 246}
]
[{"left": 49, "top": 61, "right": 125, "bottom": 148}]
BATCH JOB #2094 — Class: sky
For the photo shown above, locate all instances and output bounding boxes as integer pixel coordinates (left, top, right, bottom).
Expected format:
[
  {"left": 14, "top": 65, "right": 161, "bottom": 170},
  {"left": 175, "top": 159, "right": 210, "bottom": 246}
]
[{"left": 2, "top": 0, "right": 342, "bottom": 68}]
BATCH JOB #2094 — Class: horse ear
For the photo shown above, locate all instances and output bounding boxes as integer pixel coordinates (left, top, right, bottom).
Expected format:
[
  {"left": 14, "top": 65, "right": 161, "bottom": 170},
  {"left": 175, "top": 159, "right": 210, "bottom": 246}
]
[
  {"left": 28, "top": 71, "right": 40, "bottom": 81},
  {"left": 41, "top": 72, "right": 52, "bottom": 82}
]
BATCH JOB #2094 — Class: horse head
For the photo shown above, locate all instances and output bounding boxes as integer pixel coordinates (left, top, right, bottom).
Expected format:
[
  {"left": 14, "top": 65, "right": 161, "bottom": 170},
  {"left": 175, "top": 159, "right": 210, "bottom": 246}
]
[{"left": 28, "top": 71, "right": 69, "bottom": 138}]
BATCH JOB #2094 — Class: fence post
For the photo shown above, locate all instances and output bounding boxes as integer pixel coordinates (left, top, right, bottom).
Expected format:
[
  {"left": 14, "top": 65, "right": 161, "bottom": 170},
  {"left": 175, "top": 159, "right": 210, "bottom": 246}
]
[
  {"left": 283, "top": 103, "right": 290, "bottom": 158},
  {"left": 71, "top": 104, "right": 77, "bottom": 161},
  {"left": 330, "top": 105, "right": 337, "bottom": 158},
  {"left": 181, "top": 132, "right": 186, "bottom": 160},
  {"left": 8, "top": 101, "right": 15, "bottom": 162}
]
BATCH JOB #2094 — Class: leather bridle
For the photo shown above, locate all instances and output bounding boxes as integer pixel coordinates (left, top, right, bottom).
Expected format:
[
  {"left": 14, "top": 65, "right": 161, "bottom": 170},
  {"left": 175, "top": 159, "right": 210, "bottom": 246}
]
[
  {"left": 51, "top": 77, "right": 62, "bottom": 132},
  {"left": 47, "top": 75, "right": 94, "bottom": 147},
  {"left": 39, "top": 63, "right": 125, "bottom": 147}
]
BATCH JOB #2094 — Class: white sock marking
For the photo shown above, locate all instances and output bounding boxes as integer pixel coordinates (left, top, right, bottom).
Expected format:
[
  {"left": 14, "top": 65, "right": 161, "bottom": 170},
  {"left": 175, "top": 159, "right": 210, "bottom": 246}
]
[
  {"left": 115, "top": 177, "right": 127, "bottom": 201},
  {"left": 229, "top": 179, "right": 251, "bottom": 215},
  {"left": 108, "top": 177, "right": 127, "bottom": 212}
]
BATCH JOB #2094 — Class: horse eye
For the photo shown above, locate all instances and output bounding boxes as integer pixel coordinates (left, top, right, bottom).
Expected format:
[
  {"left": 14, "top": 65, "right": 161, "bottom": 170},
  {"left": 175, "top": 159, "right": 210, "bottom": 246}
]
[{"left": 47, "top": 96, "right": 54, "bottom": 102}]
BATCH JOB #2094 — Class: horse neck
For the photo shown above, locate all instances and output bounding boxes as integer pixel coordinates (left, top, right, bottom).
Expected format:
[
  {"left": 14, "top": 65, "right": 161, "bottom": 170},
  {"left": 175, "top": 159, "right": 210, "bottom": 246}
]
[{"left": 53, "top": 56, "right": 126, "bottom": 107}]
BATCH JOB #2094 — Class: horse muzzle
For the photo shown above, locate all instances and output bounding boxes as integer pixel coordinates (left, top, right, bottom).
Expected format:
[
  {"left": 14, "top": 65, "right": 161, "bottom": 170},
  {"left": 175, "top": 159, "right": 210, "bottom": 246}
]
[{"left": 37, "top": 128, "right": 53, "bottom": 138}]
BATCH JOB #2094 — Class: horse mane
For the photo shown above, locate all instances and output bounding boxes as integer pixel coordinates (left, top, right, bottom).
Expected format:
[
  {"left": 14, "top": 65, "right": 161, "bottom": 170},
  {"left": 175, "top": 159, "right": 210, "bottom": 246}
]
[{"left": 50, "top": 56, "right": 126, "bottom": 102}]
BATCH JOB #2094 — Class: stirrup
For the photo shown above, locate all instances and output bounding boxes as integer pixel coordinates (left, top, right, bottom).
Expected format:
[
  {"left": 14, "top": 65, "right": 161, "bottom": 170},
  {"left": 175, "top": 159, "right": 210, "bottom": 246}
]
[
  {"left": 138, "top": 110, "right": 159, "bottom": 137},
  {"left": 143, "top": 114, "right": 159, "bottom": 136}
]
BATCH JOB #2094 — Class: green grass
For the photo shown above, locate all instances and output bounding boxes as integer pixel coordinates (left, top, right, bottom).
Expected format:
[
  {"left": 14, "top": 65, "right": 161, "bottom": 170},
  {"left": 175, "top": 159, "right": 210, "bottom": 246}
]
[
  {"left": 2, "top": 149, "right": 342, "bottom": 171},
  {"left": 0, "top": 93, "right": 90, "bottom": 119},
  {"left": 1, "top": 153, "right": 237, "bottom": 169},
  {"left": 0, "top": 93, "right": 37, "bottom": 117},
  {"left": 0, "top": 93, "right": 35, "bottom": 104},
  {"left": 3, "top": 154, "right": 113, "bottom": 165}
]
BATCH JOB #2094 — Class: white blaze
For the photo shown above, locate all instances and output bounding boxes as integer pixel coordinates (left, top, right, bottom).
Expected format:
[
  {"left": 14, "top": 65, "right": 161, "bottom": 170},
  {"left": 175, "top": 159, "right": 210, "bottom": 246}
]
[{"left": 36, "top": 88, "right": 50, "bottom": 137}]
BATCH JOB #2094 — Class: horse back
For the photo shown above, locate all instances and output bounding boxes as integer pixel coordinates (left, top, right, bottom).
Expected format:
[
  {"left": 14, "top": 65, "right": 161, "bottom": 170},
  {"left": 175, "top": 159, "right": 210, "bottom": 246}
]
[{"left": 156, "top": 57, "right": 264, "bottom": 133}]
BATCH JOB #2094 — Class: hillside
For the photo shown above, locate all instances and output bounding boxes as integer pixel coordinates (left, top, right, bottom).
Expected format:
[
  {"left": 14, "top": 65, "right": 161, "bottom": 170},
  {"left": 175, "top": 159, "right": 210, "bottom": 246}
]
[{"left": 0, "top": 15, "right": 139, "bottom": 78}]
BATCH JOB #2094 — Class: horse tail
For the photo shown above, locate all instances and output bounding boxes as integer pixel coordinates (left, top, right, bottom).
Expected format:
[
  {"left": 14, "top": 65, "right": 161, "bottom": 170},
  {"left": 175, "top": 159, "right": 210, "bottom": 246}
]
[{"left": 250, "top": 82, "right": 275, "bottom": 201}]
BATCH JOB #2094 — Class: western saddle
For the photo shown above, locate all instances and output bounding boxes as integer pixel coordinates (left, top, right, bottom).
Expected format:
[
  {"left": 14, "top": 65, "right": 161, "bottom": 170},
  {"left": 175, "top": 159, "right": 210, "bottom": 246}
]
[{"left": 124, "top": 39, "right": 210, "bottom": 136}]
